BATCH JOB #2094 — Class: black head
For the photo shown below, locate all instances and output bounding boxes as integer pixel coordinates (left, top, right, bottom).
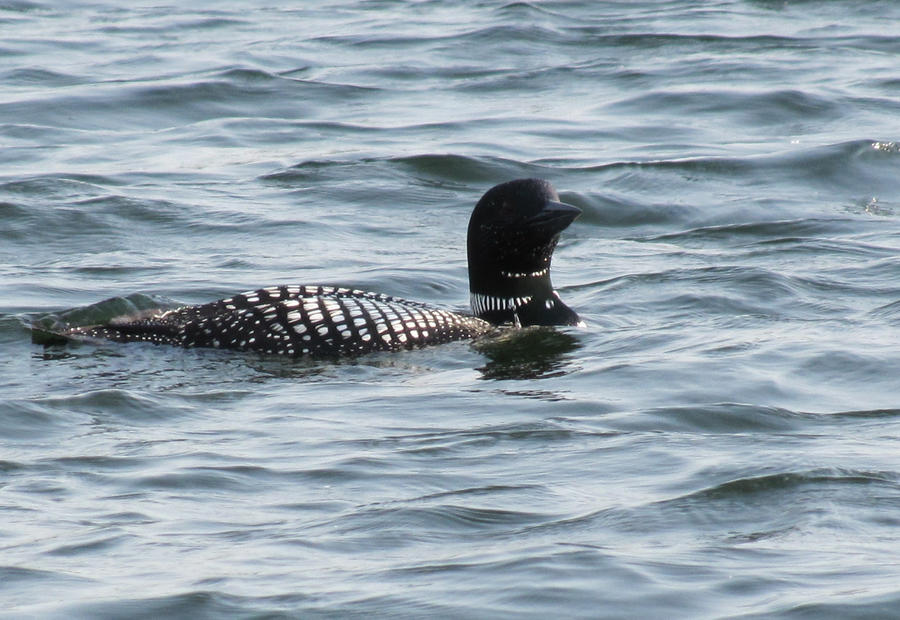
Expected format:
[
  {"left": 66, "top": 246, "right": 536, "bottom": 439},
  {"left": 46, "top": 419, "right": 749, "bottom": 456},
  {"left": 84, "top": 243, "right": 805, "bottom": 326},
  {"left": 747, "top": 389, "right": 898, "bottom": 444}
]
[{"left": 467, "top": 179, "right": 581, "bottom": 326}]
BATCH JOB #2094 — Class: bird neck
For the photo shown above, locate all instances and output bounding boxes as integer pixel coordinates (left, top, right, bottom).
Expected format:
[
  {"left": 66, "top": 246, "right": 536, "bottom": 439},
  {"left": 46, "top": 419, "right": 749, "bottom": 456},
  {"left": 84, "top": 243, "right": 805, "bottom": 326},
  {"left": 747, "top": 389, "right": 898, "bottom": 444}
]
[{"left": 470, "top": 270, "right": 577, "bottom": 326}]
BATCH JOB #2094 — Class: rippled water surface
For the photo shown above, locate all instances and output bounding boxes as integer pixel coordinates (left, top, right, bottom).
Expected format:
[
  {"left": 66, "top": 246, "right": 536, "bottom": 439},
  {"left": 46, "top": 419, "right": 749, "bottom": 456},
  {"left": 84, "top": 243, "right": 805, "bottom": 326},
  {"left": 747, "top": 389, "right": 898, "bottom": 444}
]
[{"left": 3, "top": 1, "right": 900, "bottom": 617}]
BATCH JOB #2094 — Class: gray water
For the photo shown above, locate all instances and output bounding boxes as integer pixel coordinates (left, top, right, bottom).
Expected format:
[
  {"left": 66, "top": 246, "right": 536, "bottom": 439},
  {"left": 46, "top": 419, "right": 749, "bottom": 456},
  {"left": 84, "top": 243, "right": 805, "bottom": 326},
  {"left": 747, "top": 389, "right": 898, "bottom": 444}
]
[{"left": 3, "top": 1, "right": 900, "bottom": 618}]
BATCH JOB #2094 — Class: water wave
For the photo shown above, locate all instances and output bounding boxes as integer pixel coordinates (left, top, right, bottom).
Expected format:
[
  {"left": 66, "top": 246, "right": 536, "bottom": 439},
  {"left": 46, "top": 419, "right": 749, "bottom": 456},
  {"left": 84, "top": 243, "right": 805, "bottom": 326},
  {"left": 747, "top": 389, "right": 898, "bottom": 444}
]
[{"left": 4, "top": 1, "right": 900, "bottom": 618}]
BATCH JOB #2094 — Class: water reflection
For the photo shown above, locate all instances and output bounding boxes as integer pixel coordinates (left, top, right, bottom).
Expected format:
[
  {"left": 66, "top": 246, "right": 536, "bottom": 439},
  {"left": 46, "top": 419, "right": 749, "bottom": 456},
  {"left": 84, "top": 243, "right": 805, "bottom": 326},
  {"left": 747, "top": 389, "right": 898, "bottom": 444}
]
[{"left": 473, "top": 327, "right": 582, "bottom": 381}]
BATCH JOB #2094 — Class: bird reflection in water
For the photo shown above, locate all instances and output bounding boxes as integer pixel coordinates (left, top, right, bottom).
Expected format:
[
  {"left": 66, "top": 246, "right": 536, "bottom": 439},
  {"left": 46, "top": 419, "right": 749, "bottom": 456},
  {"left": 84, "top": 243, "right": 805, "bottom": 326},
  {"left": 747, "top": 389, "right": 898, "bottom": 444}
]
[{"left": 473, "top": 326, "right": 582, "bottom": 381}]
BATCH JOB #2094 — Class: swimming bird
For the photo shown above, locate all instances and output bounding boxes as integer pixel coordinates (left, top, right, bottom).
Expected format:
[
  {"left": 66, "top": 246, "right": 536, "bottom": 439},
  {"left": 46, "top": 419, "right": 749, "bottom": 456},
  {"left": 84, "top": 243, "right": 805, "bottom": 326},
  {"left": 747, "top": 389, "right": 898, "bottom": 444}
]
[{"left": 58, "top": 178, "right": 581, "bottom": 356}]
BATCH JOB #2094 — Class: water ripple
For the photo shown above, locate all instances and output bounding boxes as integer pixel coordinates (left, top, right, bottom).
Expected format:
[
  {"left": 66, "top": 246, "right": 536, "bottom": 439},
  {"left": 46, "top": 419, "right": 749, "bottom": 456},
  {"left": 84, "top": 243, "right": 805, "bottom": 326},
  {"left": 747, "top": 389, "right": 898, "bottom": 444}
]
[{"left": 4, "top": 1, "right": 900, "bottom": 618}]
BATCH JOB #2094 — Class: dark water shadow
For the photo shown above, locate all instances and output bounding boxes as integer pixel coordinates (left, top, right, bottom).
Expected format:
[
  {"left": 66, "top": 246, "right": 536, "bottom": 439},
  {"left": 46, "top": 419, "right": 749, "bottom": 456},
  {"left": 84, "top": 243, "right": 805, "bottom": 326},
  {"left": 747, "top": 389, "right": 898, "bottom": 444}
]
[{"left": 472, "top": 326, "right": 582, "bottom": 381}]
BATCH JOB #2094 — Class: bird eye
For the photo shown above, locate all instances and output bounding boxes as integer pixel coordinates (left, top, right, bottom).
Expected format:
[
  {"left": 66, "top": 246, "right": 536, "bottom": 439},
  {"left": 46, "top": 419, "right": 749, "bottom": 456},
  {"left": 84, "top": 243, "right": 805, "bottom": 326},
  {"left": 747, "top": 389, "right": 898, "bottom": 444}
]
[{"left": 496, "top": 199, "right": 514, "bottom": 219}]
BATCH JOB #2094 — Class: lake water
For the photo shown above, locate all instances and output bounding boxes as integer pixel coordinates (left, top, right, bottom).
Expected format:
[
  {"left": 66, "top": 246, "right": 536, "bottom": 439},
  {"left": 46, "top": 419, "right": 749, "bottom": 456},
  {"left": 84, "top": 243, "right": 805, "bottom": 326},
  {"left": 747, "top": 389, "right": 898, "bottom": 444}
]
[{"left": 2, "top": 1, "right": 900, "bottom": 617}]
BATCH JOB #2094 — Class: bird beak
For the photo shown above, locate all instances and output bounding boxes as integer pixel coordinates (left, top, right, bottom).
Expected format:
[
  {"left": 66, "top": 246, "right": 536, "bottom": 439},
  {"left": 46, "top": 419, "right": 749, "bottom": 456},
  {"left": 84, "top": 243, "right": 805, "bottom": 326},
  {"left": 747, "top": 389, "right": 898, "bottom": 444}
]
[{"left": 529, "top": 200, "right": 581, "bottom": 230}]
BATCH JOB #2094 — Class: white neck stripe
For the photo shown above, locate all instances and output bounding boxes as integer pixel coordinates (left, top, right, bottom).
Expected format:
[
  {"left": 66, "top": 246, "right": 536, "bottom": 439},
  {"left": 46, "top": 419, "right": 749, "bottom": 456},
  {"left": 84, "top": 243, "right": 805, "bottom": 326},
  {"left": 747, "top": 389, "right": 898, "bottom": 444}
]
[
  {"left": 499, "top": 267, "right": 549, "bottom": 279},
  {"left": 470, "top": 293, "right": 532, "bottom": 316}
]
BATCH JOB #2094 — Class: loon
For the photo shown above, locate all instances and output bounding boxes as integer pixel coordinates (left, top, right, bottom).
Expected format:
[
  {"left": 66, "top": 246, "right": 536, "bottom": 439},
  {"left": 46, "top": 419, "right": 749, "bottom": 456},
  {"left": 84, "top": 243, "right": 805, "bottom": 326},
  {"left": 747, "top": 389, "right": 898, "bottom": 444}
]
[{"left": 59, "top": 178, "right": 581, "bottom": 357}]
